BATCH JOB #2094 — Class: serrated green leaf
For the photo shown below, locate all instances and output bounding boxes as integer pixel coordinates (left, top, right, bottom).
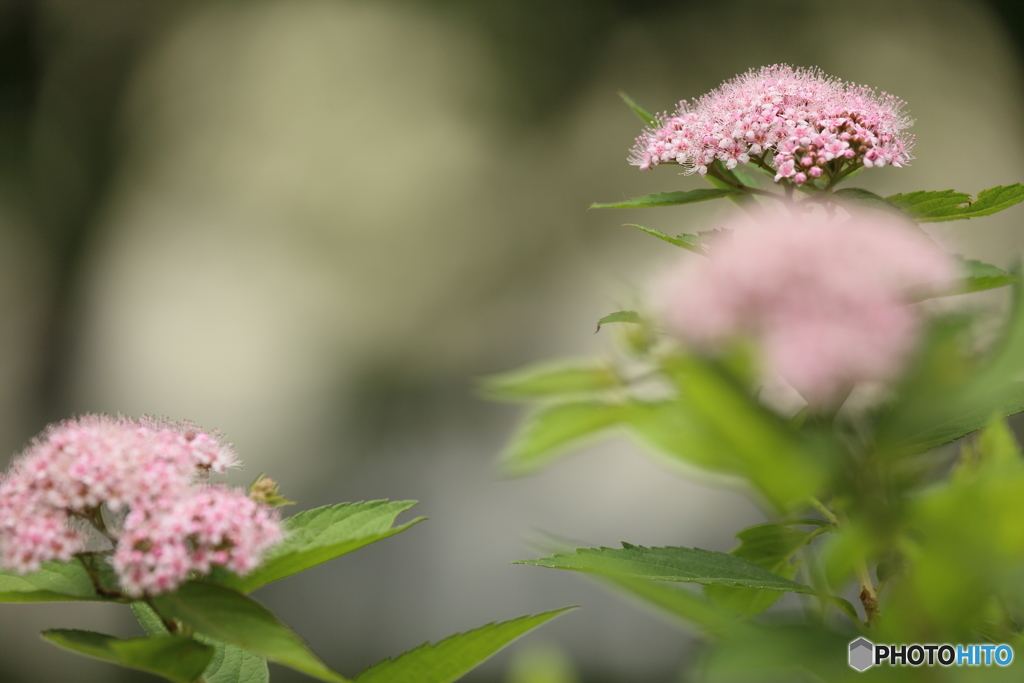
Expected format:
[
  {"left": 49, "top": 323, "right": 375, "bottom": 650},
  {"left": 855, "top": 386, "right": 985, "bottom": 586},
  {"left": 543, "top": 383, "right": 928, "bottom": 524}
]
[
  {"left": 354, "top": 608, "right": 573, "bottom": 683},
  {"left": 590, "top": 189, "right": 738, "bottom": 210},
  {"left": 623, "top": 224, "right": 705, "bottom": 254},
  {"left": 887, "top": 184, "right": 1024, "bottom": 222},
  {"left": 221, "top": 501, "right": 424, "bottom": 593},
  {"left": 481, "top": 360, "right": 619, "bottom": 400},
  {"left": 595, "top": 311, "right": 642, "bottom": 332},
  {"left": 516, "top": 544, "right": 816, "bottom": 593},
  {"left": 616, "top": 90, "right": 656, "bottom": 126},
  {"left": 149, "top": 581, "right": 349, "bottom": 682},
  {"left": 499, "top": 401, "right": 628, "bottom": 476},
  {"left": 527, "top": 533, "right": 735, "bottom": 633},
  {"left": 41, "top": 629, "right": 214, "bottom": 683},
  {"left": 704, "top": 524, "right": 826, "bottom": 618},
  {"left": 132, "top": 602, "right": 268, "bottom": 683},
  {"left": 0, "top": 560, "right": 107, "bottom": 602}
]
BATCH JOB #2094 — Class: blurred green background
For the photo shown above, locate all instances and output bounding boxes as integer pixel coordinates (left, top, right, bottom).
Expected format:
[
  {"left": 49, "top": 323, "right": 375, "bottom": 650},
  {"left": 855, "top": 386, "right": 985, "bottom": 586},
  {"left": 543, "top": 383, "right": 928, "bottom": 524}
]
[{"left": 1, "top": 0, "right": 1024, "bottom": 681}]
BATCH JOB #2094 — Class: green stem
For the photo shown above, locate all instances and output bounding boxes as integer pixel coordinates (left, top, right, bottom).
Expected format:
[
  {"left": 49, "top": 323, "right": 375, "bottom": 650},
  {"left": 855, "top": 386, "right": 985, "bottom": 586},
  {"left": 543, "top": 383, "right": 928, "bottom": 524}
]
[
  {"left": 808, "top": 497, "right": 839, "bottom": 526},
  {"left": 855, "top": 560, "right": 880, "bottom": 627},
  {"left": 705, "top": 163, "right": 783, "bottom": 200},
  {"left": 75, "top": 554, "right": 125, "bottom": 599}
]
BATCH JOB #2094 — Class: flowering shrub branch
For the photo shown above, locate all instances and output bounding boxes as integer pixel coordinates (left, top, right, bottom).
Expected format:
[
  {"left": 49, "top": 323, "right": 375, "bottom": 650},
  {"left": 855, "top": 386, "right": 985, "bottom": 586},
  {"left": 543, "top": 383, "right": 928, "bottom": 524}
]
[
  {"left": 493, "top": 65, "right": 1024, "bottom": 680},
  {"left": 0, "top": 416, "right": 571, "bottom": 682}
]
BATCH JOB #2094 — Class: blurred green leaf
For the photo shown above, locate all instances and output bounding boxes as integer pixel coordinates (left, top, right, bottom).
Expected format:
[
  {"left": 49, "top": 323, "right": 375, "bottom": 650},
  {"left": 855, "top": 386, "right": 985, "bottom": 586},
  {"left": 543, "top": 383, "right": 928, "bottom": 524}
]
[
  {"left": 0, "top": 560, "right": 106, "bottom": 602},
  {"left": 41, "top": 629, "right": 214, "bottom": 683},
  {"left": 878, "top": 281, "right": 1024, "bottom": 457},
  {"left": 481, "top": 360, "right": 619, "bottom": 401},
  {"left": 591, "top": 189, "right": 737, "bottom": 210},
  {"left": 354, "top": 608, "right": 574, "bottom": 683},
  {"left": 132, "top": 602, "right": 269, "bottom": 683},
  {"left": 150, "top": 581, "right": 348, "bottom": 682},
  {"left": 956, "top": 257, "right": 1019, "bottom": 294},
  {"left": 833, "top": 187, "right": 897, "bottom": 212},
  {"left": 220, "top": 501, "right": 424, "bottom": 593},
  {"left": 499, "top": 401, "right": 628, "bottom": 476},
  {"left": 625, "top": 399, "right": 742, "bottom": 473},
  {"left": 664, "top": 356, "right": 829, "bottom": 511},
  {"left": 878, "top": 381, "right": 1024, "bottom": 457},
  {"left": 701, "top": 623, "right": 859, "bottom": 683},
  {"left": 516, "top": 544, "right": 817, "bottom": 594},
  {"left": 505, "top": 644, "right": 579, "bottom": 683},
  {"left": 887, "top": 184, "right": 1024, "bottom": 222},
  {"left": 599, "top": 576, "right": 736, "bottom": 634},
  {"left": 615, "top": 90, "right": 656, "bottom": 126},
  {"left": 705, "top": 524, "right": 827, "bottom": 617},
  {"left": 623, "top": 224, "right": 705, "bottom": 254},
  {"left": 595, "top": 311, "right": 642, "bottom": 332}
]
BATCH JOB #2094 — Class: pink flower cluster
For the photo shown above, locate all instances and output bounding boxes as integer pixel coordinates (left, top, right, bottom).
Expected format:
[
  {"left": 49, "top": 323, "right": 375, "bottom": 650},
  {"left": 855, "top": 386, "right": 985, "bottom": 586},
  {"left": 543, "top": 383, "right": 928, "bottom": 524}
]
[
  {"left": 657, "top": 210, "right": 956, "bottom": 407},
  {"left": 630, "top": 65, "right": 913, "bottom": 185},
  {"left": 0, "top": 415, "right": 281, "bottom": 596}
]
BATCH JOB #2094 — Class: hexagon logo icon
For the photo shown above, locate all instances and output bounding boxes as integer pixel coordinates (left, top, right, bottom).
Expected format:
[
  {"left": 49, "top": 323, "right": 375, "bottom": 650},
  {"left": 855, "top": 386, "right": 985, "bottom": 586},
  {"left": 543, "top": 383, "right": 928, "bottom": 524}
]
[{"left": 849, "top": 637, "right": 874, "bottom": 671}]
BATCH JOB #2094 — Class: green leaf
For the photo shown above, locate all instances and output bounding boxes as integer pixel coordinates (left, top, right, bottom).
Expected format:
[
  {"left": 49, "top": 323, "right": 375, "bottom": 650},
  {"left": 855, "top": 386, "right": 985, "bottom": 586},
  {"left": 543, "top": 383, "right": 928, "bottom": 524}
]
[
  {"left": 598, "top": 576, "right": 736, "bottom": 633},
  {"left": 0, "top": 560, "right": 107, "bottom": 603},
  {"left": 149, "top": 581, "right": 349, "bottom": 682},
  {"left": 623, "top": 224, "right": 705, "bottom": 254},
  {"left": 595, "top": 311, "right": 641, "bottom": 332},
  {"left": 516, "top": 544, "right": 817, "bottom": 594},
  {"left": 879, "top": 381, "right": 1024, "bottom": 457},
  {"left": 132, "top": 601, "right": 170, "bottom": 635},
  {"left": 198, "top": 635, "right": 270, "bottom": 683},
  {"left": 481, "top": 360, "right": 619, "bottom": 401},
  {"left": 704, "top": 524, "right": 825, "bottom": 617},
  {"left": 957, "top": 257, "right": 1019, "bottom": 294},
  {"left": 616, "top": 90, "right": 656, "bottom": 126},
  {"left": 499, "top": 401, "right": 628, "bottom": 476},
  {"left": 833, "top": 187, "right": 896, "bottom": 211},
  {"left": 887, "top": 184, "right": 1024, "bottom": 222},
  {"left": 625, "top": 400, "right": 743, "bottom": 473},
  {"left": 705, "top": 162, "right": 760, "bottom": 209},
  {"left": 132, "top": 602, "right": 269, "bottom": 683},
  {"left": 221, "top": 501, "right": 425, "bottom": 593},
  {"left": 41, "top": 629, "right": 214, "bottom": 683},
  {"left": 590, "top": 188, "right": 738, "bottom": 210},
  {"left": 354, "top": 608, "right": 574, "bottom": 683},
  {"left": 663, "top": 356, "right": 830, "bottom": 511}
]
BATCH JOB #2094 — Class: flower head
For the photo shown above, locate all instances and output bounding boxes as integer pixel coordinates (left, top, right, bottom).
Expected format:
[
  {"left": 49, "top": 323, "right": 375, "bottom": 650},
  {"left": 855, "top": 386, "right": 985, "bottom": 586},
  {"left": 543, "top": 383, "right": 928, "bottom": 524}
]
[
  {"left": 630, "top": 65, "right": 913, "bottom": 185},
  {"left": 656, "top": 209, "right": 956, "bottom": 407},
  {"left": 0, "top": 414, "right": 281, "bottom": 595},
  {"left": 113, "top": 486, "right": 282, "bottom": 597}
]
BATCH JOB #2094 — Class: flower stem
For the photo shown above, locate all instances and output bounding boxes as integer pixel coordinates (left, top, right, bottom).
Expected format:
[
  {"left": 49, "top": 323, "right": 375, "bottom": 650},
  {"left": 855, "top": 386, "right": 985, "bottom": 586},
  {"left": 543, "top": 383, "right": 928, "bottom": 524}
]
[
  {"left": 855, "top": 560, "right": 880, "bottom": 626},
  {"left": 808, "top": 496, "right": 839, "bottom": 526},
  {"left": 75, "top": 554, "right": 125, "bottom": 599}
]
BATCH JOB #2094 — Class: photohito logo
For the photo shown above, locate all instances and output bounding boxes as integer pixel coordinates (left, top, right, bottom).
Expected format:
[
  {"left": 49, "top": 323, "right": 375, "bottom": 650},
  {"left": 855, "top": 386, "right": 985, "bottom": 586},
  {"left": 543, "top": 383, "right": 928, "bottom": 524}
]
[{"left": 849, "top": 638, "right": 1014, "bottom": 671}]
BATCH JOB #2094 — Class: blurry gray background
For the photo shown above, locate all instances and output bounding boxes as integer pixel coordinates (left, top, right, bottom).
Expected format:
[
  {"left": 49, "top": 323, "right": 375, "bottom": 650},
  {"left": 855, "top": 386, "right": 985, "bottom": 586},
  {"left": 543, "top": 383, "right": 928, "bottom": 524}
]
[{"left": 1, "top": 0, "right": 1023, "bottom": 681}]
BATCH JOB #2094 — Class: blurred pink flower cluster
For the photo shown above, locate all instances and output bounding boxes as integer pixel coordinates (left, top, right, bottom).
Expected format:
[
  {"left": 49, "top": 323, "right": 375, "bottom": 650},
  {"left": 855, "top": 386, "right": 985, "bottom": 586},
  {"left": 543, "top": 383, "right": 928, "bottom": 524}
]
[
  {"left": 658, "top": 210, "right": 956, "bottom": 407},
  {"left": 630, "top": 65, "right": 913, "bottom": 185},
  {"left": 0, "top": 415, "right": 281, "bottom": 596}
]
